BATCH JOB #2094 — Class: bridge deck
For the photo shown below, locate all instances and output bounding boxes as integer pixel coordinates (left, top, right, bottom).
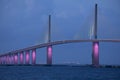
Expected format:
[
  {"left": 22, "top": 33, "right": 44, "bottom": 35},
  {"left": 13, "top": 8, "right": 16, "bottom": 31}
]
[{"left": 0, "top": 39, "right": 120, "bottom": 56}]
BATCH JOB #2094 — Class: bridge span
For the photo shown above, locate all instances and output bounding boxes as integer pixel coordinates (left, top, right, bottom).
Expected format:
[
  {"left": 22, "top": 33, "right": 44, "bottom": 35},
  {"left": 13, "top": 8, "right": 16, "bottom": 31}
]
[
  {"left": 0, "top": 39, "right": 120, "bottom": 67},
  {"left": 0, "top": 39, "right": 120, "bottom": 55}
]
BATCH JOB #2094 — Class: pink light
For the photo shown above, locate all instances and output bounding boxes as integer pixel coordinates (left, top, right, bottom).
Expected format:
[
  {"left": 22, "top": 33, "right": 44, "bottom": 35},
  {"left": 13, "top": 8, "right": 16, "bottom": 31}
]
[
  {"left": 0, "top": 57, "right": 2, "bottom": 64},
  {"left": 48, "top": 46, "right": 52, "bottom": 56},
  {"left": 9, "top": 55, "right": 11, "bottom": 64},
  {"left": 3, "top": 56, "right": 5, "bottom": 64},
  {"left": 2, "top": 57, "right": 4, "bottom": 64},
  {"left": 1, "top": 57, "right": 3, "bottom": 64},
  {"left": 93, "top": 42, "right": 99, "bottom": 66},
  {"left": 11, "top": 55, "right": 14, "bottom": 64},
  {"left": 15, "top": 54, "right": 18, "bottom": 64},
  {"left": 48, "top": 46, "right": 52, "bottom": 59},
  {"left": 5, "top": 56, "right": 6, "bottom": 64},
  {"left": 94, "top": 43, "right": 99, "bottom": 55},
  {"left": 0, "top": 58, "right": 1, "bottom": 64},
  {"left": 2, "top": 57, "right": 3, "bottom": 64},
  {"left": 5, "top": 56, "right": 7, "bottom": 64},
  {"left": 8, "top": 55, "right": 10, "bottom": 64},
  {"left": 20, "top": 52, "right": 24, "bottom": 64},
  {"left": 32, "top": 49, "right": 36, "bottom": 64},
  {"left": 6, "top": 55, "right": 8, "bottom": 64},
  {"left": 26, "top": 51, "right": 30, "bottom": 64},
  {"left": 47, "top": 46, "right": 52, "bottom": 65},
  {"left": 11, "top": 56, "right": 13, "bottom": 64}
]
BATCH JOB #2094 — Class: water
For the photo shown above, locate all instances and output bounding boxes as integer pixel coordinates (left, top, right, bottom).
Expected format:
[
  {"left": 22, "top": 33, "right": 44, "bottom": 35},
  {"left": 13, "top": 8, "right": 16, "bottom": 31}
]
[{"left": 0, "top": 65, "right": 120, "bottom": 80}]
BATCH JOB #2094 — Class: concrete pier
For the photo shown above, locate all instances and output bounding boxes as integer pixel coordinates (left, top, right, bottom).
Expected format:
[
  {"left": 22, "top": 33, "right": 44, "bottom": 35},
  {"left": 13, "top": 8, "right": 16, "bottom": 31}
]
[
  {"left": 14, "top": 54, "right": 18, "bottom": 64},
  {"left": 32, "top": 49, "right": 36, "bottom": 64},
  {"left": 47, "top": 46, "right": 52, "bottom": 65},
  {"left": 20, "top": 52, "right": 24, "bottom": 64},
  {"left": 92, "top": 42, "right": 99, "bottom": 67},
  {"left": 11, "top": 54, "right": 14, "bottom": 64},
  {"left": 25, "top": 51, "right": 30, "bottom": 64}
]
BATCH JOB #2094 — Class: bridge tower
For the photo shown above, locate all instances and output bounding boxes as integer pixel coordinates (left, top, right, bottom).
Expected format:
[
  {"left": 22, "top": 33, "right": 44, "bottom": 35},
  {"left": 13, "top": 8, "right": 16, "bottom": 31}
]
[
  {"left": 92, "top": 4, "right": 99, "bottom": 67},
  {"left": 47, "top": 15, "right": 52, "bottom": 65}
]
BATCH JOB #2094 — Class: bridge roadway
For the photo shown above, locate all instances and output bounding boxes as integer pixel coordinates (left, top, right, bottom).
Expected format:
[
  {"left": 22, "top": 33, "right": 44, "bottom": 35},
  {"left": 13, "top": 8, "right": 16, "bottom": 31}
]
[{"left": 0, "top": 39, "right": 120, "bottom": 56}]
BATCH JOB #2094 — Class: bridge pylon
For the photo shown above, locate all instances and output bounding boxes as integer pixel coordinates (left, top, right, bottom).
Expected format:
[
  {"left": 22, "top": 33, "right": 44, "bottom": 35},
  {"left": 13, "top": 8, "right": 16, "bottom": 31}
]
[
  {"left": 92, "top": 4, "right": 99, "bottom": 67},
  {"left": 47, "top": 15, "right": 52, "bottom": 65}
]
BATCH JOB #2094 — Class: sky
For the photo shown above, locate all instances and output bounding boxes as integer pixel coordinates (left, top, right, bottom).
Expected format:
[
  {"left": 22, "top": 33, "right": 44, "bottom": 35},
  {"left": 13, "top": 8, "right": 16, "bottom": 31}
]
[{"left": 0, "top": 0, "right": 120, "bottom": 65}]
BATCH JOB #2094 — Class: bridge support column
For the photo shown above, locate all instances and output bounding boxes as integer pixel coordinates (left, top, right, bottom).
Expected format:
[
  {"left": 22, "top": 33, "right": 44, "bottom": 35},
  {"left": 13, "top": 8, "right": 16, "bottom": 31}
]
[
  {"left": 1, "top": 57, "right": 2, "bottom": 64},
  {"left": 92, "top": 42, "right": 99, "bottom": 67},
  {"left": 32, "top": 49, "right": 36, "bottom": 64},
  {"left": 5, "top": 55, "right": 7, "bottom": 64},
  {"left": 47, "top": 46, "right": 52, "bottom": 65},
  {"left": 8, "top": 55, "right": 11, "bottom": 64},
  {"left": 2, "top": 57, "right": 4, "bottom": 64},
  {"left": 2, "top": 57, "right": 3, "bottom": 64},
  {"left": 5, "top": 56, "right": 7, "bottom": 64},
  {"left": 7, "top": 55, "right": 9, "bottom": 64},
  {"left": 14, "top": 54, "right": 18, "bottom": 64},
  {"left": 0, "top": 57, "right": 1, "bottom": 64},
  {"left": 1, "top": 57, "right": 3, "bottom": 64},
  {"left": 0, "top": 57, "right": 2, "bottom": 64},
  {"left": 13, "top": 54, "right": 15, "bottom": 64},
  {"left": 4, "top": 56, "right": 6, "bottom": 64},
  {"left": 20, "top": 52, "right": 24, "bottom": 64},
  {"left": 2, "top": 56, "right": 5, "bottom": 64},
  {"left": 10, "top": 55, "right": 13, "bottom": 64},
  {"left": 1, "top": 58, "right": 2, "bottom": 64},
  {"left": 7, "top": 55, "right": 10, "bottom": 64},
  {"left": 11, "top": 54, "right": 14, "bottom": 64},
  {"left": 25, "top": 50, "right": 30, "bottom": 64},
  {"left": 2, "top": 56, "right": 4, "bottom": 64}
]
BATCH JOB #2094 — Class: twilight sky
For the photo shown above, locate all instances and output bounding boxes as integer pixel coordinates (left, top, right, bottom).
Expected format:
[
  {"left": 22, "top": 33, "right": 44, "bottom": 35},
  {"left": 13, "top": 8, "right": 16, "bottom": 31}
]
[{"left": 0, "top": 0, "right": 120, "bottom": 65}]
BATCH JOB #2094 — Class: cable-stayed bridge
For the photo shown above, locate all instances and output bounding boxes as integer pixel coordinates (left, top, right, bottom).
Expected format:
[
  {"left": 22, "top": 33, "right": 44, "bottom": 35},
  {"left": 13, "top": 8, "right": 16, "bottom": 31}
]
[{"left": 0, "top": 4, "right": 120, "bottom": 67}]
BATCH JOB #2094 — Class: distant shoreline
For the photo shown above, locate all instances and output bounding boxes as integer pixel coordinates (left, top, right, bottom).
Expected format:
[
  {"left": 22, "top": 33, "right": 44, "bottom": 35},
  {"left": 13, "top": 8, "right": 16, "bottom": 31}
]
[{"left": 0, "top": 64, "right": 120, "bottom": 68}]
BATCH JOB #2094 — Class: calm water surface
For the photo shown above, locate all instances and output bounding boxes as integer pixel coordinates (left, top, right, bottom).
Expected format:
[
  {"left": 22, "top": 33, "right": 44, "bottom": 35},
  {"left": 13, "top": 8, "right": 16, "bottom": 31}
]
[{"left": 0, "top": 66, "right": 120, "bottom": 80}]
